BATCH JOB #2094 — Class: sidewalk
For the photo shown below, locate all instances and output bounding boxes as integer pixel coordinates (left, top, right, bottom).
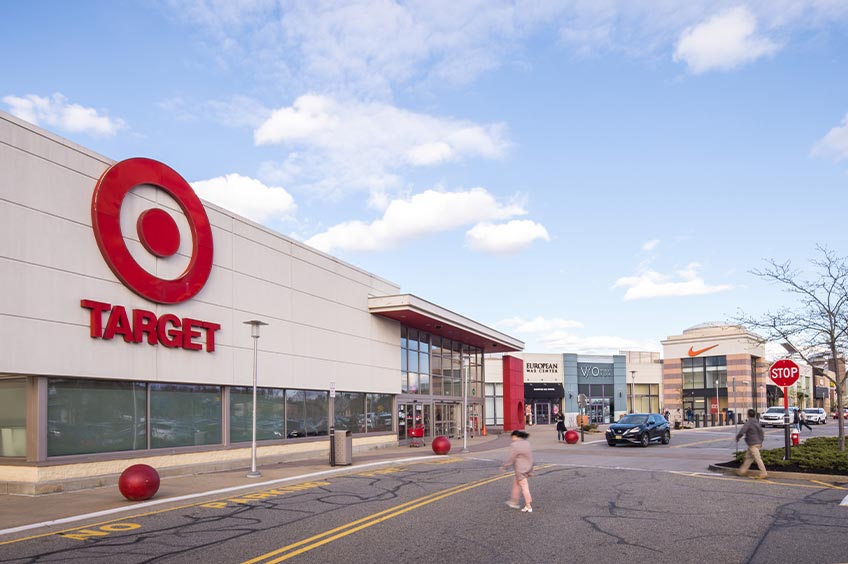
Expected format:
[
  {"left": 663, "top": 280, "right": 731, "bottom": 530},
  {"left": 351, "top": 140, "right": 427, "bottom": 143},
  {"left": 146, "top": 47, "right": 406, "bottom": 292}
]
[{"left": 0, "top": 433, "right": 508, "bottom": 537}]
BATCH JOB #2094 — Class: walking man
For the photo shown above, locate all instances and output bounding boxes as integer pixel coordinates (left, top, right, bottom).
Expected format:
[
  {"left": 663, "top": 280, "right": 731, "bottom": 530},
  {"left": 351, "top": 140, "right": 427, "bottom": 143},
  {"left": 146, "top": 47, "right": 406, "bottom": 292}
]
[{"left": 735, "top": 408, "right": 768, "bottom": 479}]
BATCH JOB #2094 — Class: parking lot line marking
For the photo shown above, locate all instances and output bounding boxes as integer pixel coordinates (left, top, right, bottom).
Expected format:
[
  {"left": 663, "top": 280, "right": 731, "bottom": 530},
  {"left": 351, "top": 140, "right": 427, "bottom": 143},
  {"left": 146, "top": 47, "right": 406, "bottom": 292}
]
[
  {"left": 671, "top": 471, "right": 847, "bottom": 491},
  {"left": 0, "top": 456, "right": 445, "bottom": 545},
  {"left": 809, "top": 480, "right": 847, "bottom": 491},
  {"left": 241, "top": 472, "right": 515, "bottom": 564}
]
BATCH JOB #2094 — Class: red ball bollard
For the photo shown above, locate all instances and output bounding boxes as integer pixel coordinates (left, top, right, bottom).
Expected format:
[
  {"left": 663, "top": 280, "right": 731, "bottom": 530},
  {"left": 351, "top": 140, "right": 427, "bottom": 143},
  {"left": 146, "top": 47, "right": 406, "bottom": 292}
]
[
  {"left": 432, "top": 435, "right": 451, "bottom": 455},
  {"left": 564, "top": 430, "right": 579, "bottom": 444},
  {"left": 118, "top": 464, "right": 160, "bottom": 501}
]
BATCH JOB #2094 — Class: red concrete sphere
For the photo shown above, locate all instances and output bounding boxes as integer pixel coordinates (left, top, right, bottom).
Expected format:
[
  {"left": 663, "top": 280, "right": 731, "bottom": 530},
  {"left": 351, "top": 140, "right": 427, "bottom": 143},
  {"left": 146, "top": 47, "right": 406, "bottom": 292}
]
[
  {"left": 432, "top": 435, "right": 451, "bottom": 455},
  {"left": 118, "top": 464, "right": 160, "bottom": 501},
  {"left": 564, "top": 430, "right": 579, "bottom": 444}
]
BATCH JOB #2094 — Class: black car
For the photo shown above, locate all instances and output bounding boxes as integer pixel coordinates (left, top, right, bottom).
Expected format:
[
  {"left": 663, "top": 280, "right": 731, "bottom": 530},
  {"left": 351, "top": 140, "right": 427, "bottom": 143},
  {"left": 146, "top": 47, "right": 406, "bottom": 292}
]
[{"left": 606, "top": 413, "right": 671, "bottom": 447}]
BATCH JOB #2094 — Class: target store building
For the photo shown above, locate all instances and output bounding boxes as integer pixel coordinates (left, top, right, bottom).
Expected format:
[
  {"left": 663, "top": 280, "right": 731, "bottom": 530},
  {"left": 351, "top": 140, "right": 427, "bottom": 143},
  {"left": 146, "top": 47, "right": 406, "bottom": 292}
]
[{"left": 0, "top": 111, "right": 522, "bottom": 494}]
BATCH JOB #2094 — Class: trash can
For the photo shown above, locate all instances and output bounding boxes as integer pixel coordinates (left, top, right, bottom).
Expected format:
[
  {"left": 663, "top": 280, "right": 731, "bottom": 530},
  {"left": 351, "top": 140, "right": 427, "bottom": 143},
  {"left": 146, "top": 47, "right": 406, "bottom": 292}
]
[{"left": 330, "top": 429, "right": 352, "bottom": 466}]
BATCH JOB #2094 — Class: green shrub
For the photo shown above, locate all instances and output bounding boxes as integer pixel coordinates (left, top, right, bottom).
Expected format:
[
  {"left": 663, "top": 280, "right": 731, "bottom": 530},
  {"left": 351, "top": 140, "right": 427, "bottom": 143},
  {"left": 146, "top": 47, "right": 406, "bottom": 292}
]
[{"left": 735, "top": 437, "right": 848, "bottom": 473}]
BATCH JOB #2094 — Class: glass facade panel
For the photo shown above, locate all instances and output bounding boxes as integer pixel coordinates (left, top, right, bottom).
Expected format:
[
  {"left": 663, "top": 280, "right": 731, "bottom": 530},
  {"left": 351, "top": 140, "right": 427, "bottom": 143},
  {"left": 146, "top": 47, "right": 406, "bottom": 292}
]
[
  {"left": 335, "top": 392, "right": 365, "bottom": 433},
  {"left": 285, "top": 389, "right": 330, "bottom": 437},
  {"left": 285, "top": 389, "right": 306, "bottom": 437},
  {"left": 366, "top": 393, "right": 393, "bottom": 432},
  {"left": 48, "top": 378, "right": 147, "bottom": 456},
  {"left": 305, "top": 390, "right": 329, "bottom": 436},
  {"left": 0, "top": 378, "right": 26, "bottom": 457},
  {"left": 151, "top": 384, "right": 221, "bottom": 448},
  {"left": 229, "top": 387, "right": 285, "bottom": 443}
]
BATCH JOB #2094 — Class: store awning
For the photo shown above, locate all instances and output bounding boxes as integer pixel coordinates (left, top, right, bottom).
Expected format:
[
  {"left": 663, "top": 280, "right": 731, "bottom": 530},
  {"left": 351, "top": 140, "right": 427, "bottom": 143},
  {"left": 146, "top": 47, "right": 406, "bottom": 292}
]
[
  {"left": 369, "top": 294, "right": 524, "bottom": 353},
  {"left": 524, "top": 383, "right": 564, "bottom": 399}
]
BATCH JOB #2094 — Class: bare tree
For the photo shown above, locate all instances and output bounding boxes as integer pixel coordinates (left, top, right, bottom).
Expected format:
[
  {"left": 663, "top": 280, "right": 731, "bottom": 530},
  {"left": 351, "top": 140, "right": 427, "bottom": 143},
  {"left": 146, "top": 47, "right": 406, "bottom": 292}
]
[{"left": 736, "top": 246, "right": 848, "bottom": 451}]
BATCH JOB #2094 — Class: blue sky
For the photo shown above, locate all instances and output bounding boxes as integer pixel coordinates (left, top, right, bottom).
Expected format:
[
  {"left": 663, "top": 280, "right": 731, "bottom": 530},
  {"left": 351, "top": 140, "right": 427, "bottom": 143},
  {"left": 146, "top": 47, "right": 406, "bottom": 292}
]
[{"left": 3, "top": 1, "right": 848, "bottom": 356}]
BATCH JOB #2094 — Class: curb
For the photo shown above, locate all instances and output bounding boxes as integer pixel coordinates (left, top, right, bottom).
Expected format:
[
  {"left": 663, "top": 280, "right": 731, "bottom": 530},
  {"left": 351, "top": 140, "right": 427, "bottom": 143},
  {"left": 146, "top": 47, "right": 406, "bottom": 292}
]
[{"left": 707, "top": 464, "right": 848, "bottom": 483}]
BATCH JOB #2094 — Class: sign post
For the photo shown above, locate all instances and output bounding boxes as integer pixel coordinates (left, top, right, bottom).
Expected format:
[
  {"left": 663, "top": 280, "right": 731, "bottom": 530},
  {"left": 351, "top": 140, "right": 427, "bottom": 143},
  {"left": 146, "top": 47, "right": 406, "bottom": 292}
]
[
  {"left": 769, "top": 359, "right": 800, "bottom": 460},
  {"left": 577, "top": 393, "right": 587, "bottom": 443}
]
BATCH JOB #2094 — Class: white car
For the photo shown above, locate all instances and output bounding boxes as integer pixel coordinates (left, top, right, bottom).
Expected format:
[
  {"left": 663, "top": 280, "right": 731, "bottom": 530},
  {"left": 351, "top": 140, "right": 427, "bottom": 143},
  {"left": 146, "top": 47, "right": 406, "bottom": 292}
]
[
  {"left": 759, "top": 406, "right": 798, "bottom": 427},
  {"left": 802, "top": 407, "right": 827, "bottom": 424}
]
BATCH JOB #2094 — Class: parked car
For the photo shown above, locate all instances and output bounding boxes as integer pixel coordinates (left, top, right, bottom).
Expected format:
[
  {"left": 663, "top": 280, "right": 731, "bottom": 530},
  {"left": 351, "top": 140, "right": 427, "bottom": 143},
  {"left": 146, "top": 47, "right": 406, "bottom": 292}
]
[
  {"left": 759, "top": 406, "right": 798, "bottom": 427},
  {"left": 802, "top": 407, "right": 827, "bottom": 424},
  {"left": 832, "top": 408, "right": 848, "bottom": 419},
  {"left": 606, "top": 413, "right": 670, "bottom": 447}
]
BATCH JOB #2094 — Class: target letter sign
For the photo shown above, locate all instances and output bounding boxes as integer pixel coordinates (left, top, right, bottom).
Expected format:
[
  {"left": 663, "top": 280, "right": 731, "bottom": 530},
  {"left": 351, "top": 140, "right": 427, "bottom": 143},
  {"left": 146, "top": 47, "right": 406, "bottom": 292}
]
[
  {"left": 769, "top": 359, "right": 800, "bottom": 387},
  {"left": 82, "top": 158, "right": 220, "bottom": 352}
]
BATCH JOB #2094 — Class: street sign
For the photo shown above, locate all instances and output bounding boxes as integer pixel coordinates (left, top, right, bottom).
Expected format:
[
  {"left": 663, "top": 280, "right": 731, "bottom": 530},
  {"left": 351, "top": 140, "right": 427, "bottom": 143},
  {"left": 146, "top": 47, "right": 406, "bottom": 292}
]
[
  {"left": 577, "top": 393, "right": 587, "bottom": 408},
  {"left": 769, "top": 359, "right": 800, "bottom": 387},
  {"left": 330, "top": 381, "right": 336, "bottom": 398}
]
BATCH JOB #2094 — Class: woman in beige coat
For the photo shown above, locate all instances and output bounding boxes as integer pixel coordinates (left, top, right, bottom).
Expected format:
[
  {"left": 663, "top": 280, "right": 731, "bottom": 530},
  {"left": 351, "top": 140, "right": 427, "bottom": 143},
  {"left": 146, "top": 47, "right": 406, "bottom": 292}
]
[{"left": 503, "top": 430, "right": 534, "bottom": 513}]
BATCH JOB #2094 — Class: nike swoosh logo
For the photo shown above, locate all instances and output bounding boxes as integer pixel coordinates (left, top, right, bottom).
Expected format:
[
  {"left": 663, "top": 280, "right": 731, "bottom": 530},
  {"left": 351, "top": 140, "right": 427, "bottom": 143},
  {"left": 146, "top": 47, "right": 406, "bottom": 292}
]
[{"left": 688, "top": 344, "right": 719, "bottom": 357}]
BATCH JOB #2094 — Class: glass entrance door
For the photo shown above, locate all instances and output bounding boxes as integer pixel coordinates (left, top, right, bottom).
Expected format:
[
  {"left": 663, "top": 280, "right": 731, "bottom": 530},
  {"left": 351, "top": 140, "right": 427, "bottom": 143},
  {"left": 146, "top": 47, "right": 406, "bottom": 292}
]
[
  {"left": 589, "top": 398, "right": 610, "bottom": 424},
  {"left": 534, "top": 402, "right": 551, "bottom": 425},
  {"left": 398, "top": 402, "right": 431, "bottom": 443}
]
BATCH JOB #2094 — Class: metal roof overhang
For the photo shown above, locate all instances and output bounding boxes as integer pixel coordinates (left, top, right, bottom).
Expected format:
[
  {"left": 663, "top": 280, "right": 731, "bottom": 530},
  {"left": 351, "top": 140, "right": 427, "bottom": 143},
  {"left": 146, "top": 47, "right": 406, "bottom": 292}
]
[{"left": 368, "top": 294, "right": 524, "bottom": 353}]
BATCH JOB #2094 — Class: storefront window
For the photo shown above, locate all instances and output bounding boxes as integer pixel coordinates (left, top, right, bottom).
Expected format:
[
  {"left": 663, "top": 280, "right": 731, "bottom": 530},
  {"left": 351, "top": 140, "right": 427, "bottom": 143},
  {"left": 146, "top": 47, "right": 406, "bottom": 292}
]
[
  {"left": 229, "top": 387, "right": 285, "bottom": 443},
  {"left": 48, "top": 378, "right": 147, "bottom": 456},
  {"left": 286, "top": 389, "right": 329, "bottom": 438},
  {"left": 0, "top": 378, "right": 27, "bottom": 457},
  {"left": 366, "top": 393, "right": 393, "bottom": 432},
  {"left": 150, "top": 384, "right": 221, "bottom": 448},
  {"left": 335, "top": 392, "right": 366, "bottom": 433}
]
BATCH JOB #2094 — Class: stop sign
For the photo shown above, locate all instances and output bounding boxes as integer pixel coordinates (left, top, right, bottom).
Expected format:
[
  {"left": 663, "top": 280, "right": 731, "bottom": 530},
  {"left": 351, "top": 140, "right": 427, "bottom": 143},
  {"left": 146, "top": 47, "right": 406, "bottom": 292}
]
[{"left": 769, "top": 359, "right": 800, "bottom": 387}]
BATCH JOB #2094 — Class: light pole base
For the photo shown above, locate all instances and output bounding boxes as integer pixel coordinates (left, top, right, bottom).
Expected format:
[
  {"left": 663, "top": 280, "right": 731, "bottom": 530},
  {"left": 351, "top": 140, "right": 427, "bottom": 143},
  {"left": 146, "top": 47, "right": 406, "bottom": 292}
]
[{"left": 246, "top": 471, "right": 262, "bottom": 479}]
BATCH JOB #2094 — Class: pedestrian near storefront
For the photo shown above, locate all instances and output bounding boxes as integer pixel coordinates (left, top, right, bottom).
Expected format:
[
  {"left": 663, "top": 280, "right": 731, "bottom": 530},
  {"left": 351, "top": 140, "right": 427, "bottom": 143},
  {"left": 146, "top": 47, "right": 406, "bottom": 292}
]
[
  {"left": 503, "top": 430, "right": 534, "bottom": 513},
  {"left": 555, "top": 412, "right": 566, "bottom": 441},
  {"left": 799, "top": 410, "right": 813, "bottom": 432},
  {"left": 735, "top": 408, "right": 768, "bottom": 479}
]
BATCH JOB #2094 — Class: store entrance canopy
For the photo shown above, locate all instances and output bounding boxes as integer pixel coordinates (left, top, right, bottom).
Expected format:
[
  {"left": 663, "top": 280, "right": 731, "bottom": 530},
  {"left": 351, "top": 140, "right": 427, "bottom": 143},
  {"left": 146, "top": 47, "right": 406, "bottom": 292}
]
[{"left": 368, "top": 294, "right": 523, "bottom": 353}]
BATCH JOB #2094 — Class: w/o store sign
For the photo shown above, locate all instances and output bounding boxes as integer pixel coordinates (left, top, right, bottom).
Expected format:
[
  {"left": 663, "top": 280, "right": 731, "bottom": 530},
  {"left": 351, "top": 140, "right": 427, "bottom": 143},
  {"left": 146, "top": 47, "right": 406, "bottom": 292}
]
[{"left": 81, "top": 158, "right": 220, "bottom": 352}]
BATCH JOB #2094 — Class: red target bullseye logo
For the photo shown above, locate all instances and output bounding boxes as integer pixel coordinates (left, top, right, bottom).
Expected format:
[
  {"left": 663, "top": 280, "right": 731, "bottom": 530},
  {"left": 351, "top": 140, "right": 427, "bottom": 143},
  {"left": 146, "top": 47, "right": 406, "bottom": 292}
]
[{"left": 91, "top": 158, "right": 213, "bottom": 305}]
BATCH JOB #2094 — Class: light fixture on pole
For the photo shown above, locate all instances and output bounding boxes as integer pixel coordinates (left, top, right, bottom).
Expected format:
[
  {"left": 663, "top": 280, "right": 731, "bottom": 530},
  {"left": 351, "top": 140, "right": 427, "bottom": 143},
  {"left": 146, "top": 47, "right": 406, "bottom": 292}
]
[
  {"left": 462, "top": 354, "right": 469, "bottom": 453},
  {"left": 244, "top": 319, "right": 268, "bottom": 478},
  {"left": 629, "top": 370, "right": 636, "bottom": 413}
]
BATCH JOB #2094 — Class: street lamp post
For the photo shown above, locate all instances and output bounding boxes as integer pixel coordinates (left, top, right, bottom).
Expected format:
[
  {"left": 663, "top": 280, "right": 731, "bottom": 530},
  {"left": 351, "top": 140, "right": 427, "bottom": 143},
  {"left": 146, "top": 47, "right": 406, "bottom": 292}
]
[
  {"left": 244, "top": 319, "right": 268, "bottom": 479},
  {"left": 462, "top": 355, "right": 469, "bottom": 453},
  {"left": 630, "top": 370, "right": 636, "bottom": 413}
]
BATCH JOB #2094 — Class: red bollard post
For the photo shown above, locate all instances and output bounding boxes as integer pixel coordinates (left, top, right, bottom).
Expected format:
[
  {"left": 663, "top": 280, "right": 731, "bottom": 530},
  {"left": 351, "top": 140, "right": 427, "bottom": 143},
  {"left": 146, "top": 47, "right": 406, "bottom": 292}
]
[
  {"left": 432, "top": 435, "right": 451, "bottom": 455},
  {"left": 118, "top": 464, "right": 160, "bottom": 501}
]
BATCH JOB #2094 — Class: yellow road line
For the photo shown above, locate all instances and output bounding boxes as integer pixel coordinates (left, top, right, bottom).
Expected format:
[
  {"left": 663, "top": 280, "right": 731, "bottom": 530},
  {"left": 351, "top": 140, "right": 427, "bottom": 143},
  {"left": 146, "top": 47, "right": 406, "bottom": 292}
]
[
  {"left": 673, "top": 471, "right": 847, "bottom": 490},
  {"left": 241, "top": 474, "right": 511, "bottom": 564},
  {"left": 243, "top": 466, "right": 554, "bottom": 564}
]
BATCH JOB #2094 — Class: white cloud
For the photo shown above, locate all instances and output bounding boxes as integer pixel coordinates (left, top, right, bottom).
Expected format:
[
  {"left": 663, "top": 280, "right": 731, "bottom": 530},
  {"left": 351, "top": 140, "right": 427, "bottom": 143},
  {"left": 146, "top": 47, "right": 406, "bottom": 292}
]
[
  {"left": 3, "top": 93, "right": 125, "bottom": 137},
  {"left": 255, "top": 94, "right": 509, "bottom": 197},
  {"left": 614, "top": 262, "right": 733, "bottom": 301},
  {"left": 496, "top": 316, "right": 583, "bottom": 333},
  {"left": 673, "top": 6, "right": 779, "bottom": 74},
  {"left": 305, "top": 187, "right": 531, "bottom": 253},
  {"left": 465, "top": 220, "right": 550, "bottom": 254},
  {"left": 191, "top": 174, "right": 296, "bottom": 224},
  {"left": 539, "top": 331, "right": 659, "bottom": 355},
  {"left": 811, "top": 113, "right": 848, "bottom": 161},
  {"left": 642, "top": 239, "right": 660, "bottom": 251},
  {"left": 496, "top": 315, "right": 657, "bottom": 354},
  {"left": 169, "top": 1, "right": 848, "bottom": 97}
]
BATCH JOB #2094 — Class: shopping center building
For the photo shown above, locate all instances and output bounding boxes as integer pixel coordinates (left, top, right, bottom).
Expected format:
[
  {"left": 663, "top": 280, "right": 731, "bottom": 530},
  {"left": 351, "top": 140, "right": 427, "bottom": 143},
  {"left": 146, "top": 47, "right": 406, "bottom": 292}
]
[
  {"left": 661, "top": 323, "right": 768, "bottom": 418},
  {"left": 485, "top": 352, "right": 663, "bottom": 429},
  {"left": 0, "top": 111, "right": 522, "bottom": 493}
]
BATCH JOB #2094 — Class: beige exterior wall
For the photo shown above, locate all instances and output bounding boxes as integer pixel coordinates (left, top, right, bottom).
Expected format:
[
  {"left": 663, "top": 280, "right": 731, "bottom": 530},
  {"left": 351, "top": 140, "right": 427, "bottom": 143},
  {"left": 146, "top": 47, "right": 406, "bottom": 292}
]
[{"left": 661, "top": 324, "right": 766, "bottom": 413}]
